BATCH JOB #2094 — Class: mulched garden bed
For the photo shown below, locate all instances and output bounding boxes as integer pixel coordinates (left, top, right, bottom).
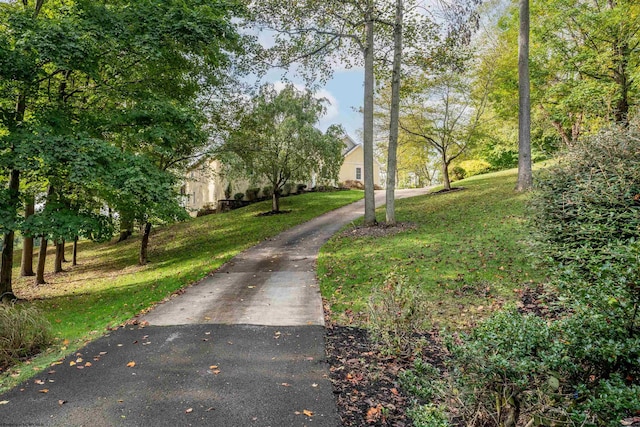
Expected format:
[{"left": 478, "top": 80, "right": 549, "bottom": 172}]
[{"left": 324, "top": 320, "right": 446, "bottom": 426}]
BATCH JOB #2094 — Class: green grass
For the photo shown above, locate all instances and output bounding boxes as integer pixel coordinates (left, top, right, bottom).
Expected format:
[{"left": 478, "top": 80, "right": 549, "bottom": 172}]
[
  {"left": 1, "top": 190, "right": 363, "bottom": 391},
  {"left": 318, "top": 167, "right": 549, "bottom": 330}
]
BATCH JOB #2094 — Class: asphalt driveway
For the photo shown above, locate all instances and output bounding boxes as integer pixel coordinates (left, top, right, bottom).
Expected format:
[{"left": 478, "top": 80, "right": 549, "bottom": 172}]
[{"left": 0, "top": 189, "right": 429, "bottom": 426}]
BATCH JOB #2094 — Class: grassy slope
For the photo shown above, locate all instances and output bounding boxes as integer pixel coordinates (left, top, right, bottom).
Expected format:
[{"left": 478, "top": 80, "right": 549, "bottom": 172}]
[
  {"left": 1, "top": 190, "right": 363, "bottom": 391},
  {"left": 318, "top": 167, "right": 548, "bottom": 330}
]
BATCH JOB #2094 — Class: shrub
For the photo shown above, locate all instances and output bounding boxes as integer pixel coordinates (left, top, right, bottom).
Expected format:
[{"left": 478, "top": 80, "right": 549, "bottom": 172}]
[
  {"left": 245, "top": 188, "right": 260, "bottom": 201},
  {"left": 399, "top": 358, "right": 443, "bottom": 402},
  {"left": 0, "top": 304, "right": 52, "bottom": 369},
  {"left": 262, "top": 186, "right": 272, "bottom": 199},
  {"left": 436, "top": 304, "right": 640, "bottom": 426},
  {"left": 196, "top": 203, "right": 216, "bottom": 217},
  {"left": 296, "top": 183, "right": 307, "bottom": 193},
  {"left": 342, "top": 180, "right": 365, "bottom": 190},
  {"left": 457, "top": 159, "right": 491, "bottom": 178},
  {"left": 367, "top": 270, "right": 430, "bottom": 356},
  {"left": 282, "top": 183, "right": 293, "bottom": 195},
  {"left": 529, "top": 126, "right": 640, "bottom": 274},
  {"left": 450, "top": 166, "right": 466, "bottom": 181},
  {"left": 224, "top": 183, "right": 232, "bottom": 200},
  {"left": 233, "top": 192, "right": 244, "bottom": 201},
  {"left": 407, "top": 404, "right": 450, "bottom": 427}
]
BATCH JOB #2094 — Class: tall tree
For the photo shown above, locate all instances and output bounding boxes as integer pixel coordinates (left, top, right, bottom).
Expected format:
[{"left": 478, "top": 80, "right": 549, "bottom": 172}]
[
  {"left": 223, "top": 84, "right": 344, "bottom": 213},
  {"left": 399, "top": 70, "right": 488, "bottom": 190},
  {"left": 251, "top": 0, "right": 400, "bottom": 225},
  {"left": 516, "top": 0, "right": 532, "bottom": 191},
  {"left": 385, "top": 0, "right": 404, "bottom": 225}
]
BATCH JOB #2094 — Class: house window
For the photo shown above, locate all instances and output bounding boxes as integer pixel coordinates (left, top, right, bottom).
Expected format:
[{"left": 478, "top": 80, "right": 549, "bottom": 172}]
[{"left": 355, "top": 167, "right": 362, "bottom": 180}]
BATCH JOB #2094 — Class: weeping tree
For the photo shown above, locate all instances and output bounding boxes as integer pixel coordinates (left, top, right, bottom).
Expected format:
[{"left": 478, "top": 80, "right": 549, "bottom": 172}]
[{"left": 223, "top": 84, "right": 344, "bottom": 213}]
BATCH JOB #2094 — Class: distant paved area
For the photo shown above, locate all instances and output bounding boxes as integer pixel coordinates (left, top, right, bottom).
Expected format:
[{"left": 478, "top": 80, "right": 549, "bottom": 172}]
[{"left": 0, "top": 189, "right": 430, "bottom": 426}]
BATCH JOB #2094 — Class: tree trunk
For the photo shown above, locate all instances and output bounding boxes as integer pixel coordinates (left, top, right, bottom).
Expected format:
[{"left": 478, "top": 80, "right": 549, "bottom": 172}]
[
  {"left": 72, "top": 236, "right": 78, "bottom": 266},
  {"left": 139, "top": 222, "right": 152, "bottom": 265},
  {"left": 20, "top": 197, "right": 35, "bottom": 276},
  {"left": 0, "top": 169, "right": 20, "bottom": 299},
  {"left": 118, "top": 213, "right": 134, "bottom": 242},
  {"left": 54, "top": 241, "right": 64, "bottom": 273},
  {"left": 272, "top": 191, "right": 280, "bottom": 212},
  {"left": 62, "top": 238, "right": 68, "bottom": 262},
  {"left": 363, "top": 2, "right": 376, "bottom": 226},
  {"left": 442, "top": 156, "right": 452, "bottom": 191},
  {"left": 516, "top": 0, "right": 532, "bottom": 191},
  {"left": 614, "top": 41, "right": 630, "bottom": 125},
  {"left": 385, "top": 0, "right": 403, "bottom": 226},
  {"left": 35, "top": 236, "right": 48, "bottom": 285}
]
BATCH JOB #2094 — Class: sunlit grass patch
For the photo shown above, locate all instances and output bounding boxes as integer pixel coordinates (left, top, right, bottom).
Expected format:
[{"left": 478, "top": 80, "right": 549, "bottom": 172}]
[{"left": 318, "top": 167, "right": 548, "bottom": 330}]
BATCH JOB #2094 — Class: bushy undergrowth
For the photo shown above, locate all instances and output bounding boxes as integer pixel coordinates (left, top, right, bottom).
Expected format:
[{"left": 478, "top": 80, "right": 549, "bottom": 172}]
[
  {"left": 401, "top": 126, "right": 640, "bottom": 426},
  {"left": 0, "top": 304, "right": 52, "bottom": 369},
  {"left": 367, "top": 270, "right": 430, "bottom": 357}
]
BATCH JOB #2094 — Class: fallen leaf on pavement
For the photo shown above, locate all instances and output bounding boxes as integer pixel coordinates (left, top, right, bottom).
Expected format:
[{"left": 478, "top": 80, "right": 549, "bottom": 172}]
[
  {"left": 185, "top": 408, "right": 193, "bottom": 414},
  {"left": 58, "top": 400, "right": 66, "bottom": 406},
  {"left": 209, "top": 365, "right": 218, "bottom": 370},
  {"left": 69, "top": 361, "right": 76, "bottom": 367},
  {"left": 38, "top": 389, "right": 49, "bottom": 394},
  {"left": 281, "top": 383, "right": 291, "bottom": 387},
  {"left": 0, "top": 400, "right": 8, "bottom": 405},
  {"left": 85, "top": 362, "right": 92, "bottom": 367},
  {"left": 126, "top": 361, "right": 136, "bottom": 368},
  {"left": 35, "top": 379, "right": 45, "bottom": 385},
  {"left": 303, "top": 410, "right": 313, "bottom": 417}
]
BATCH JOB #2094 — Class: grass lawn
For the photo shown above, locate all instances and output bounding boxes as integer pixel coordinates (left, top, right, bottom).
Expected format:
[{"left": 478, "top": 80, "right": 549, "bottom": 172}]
[
  {"left": 318, "top": 166, "right": 549, "bottom": 330},
  {"left": 1, "top": 190, "right": 363, "bottom": 392}
]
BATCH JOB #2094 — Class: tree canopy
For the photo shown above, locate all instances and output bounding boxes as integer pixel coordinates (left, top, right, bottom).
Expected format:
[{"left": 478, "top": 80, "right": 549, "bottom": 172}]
[{"left": 223, "top": 84, "right": 344, "bottom": 212}]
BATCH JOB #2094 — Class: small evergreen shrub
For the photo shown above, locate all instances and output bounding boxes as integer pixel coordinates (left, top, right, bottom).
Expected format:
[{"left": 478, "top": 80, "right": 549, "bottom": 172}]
[
  {"left": 450, "top": 166, "right": 466, "bottom": 181},
  {"left": 224, "top": 183, "right": 232, "bottom": 200},
  {"left": 245, "top": 188, "right": 260, "bottom": 201},
  {"left": 262, "top": 187, "right": 272, "bottom": 199},
  {"left": 233, "top": 192, "right": 244, "bottom": 201},
  {"left": 407, "top": 404, "right": 450, "bottom": 427},
  {"left": 282, "top": 183, "right": 293, "bottom": 195},
  {"left": 0, "top": 304, "right": 52, "bottom": 369}
]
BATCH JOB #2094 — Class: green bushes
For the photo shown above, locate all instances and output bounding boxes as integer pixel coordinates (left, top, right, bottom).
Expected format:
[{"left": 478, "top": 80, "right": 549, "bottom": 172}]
[
  {"left": 401, "top": 126, "right": 640, "bottom": 426},
  {"left": 0, "top": 304, "right": 52, "bottom": 369},
  {"left": 528, "top": 127, "right": 640, "bottom": 274},
  {"left": 451, "top": 159, "right": 492, "bottom": 182},
  {"left": 245, "top": 188, "right": 260, "bottom": 201},
  {"left": 233, "top": 192, "right": 244, "bottom": 201}
]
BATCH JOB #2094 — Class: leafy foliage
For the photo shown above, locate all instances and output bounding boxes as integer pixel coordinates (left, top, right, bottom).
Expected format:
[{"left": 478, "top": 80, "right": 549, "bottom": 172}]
[
  {"left": 223, "top": 84, "right": 344, "bottom": 212},
  {"left": 529, "top": 126, "right": 640, "bottom": 274}
]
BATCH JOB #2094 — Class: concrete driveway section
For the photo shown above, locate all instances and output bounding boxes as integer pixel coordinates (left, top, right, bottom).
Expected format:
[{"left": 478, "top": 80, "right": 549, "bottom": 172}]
[
  {"left": 141, "top": 188, "right": 430, "bottom": 327},
  {"left": 0, "top": 188, "right": 430, "bottom": 427}
]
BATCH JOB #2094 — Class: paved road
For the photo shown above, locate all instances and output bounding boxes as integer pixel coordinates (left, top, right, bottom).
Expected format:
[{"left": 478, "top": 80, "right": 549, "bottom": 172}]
[{"left": 0, "top": 189, "right": 430, "bottom": 427}]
